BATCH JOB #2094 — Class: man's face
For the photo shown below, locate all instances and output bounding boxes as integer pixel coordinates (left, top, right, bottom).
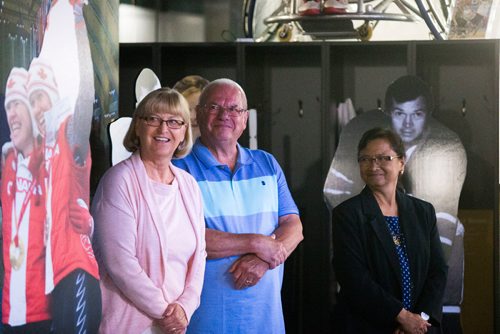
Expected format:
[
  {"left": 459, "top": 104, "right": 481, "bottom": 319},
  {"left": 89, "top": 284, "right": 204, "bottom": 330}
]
[
  {"left": 29, "top": 89, "right": 52, "bottom": 136},
  {"left": 390, "top": 96, "right": 428, "bottom": 145},
  {"left": 6, "top": 99, "right": 33, "bottom": 155},
  {"left": 197, "top": 84, "right": 248, "bottom": 146}
]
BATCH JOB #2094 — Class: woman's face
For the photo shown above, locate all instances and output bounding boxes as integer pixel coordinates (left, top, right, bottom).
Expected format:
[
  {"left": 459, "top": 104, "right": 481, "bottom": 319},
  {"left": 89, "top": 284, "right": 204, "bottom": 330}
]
[
  {"left": 6, "top": 99, "right": 33, "bottom": 156},
  {"left": 135, "top": 111, "right": 187, "bottom": 163},
  {"left": 29, "top": 89, "right": 52, "bottom": 137},
  {"left": 358, "top": 138, "right": 404, "bottom": 191}
]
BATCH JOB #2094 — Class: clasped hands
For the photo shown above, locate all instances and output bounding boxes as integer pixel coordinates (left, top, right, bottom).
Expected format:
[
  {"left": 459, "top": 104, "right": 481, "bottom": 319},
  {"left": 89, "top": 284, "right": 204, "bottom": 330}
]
[
  {"left": 394, "top": 309, "right": 431, "bottom": 334},
  {"left": 229, "top": 234, "right": 286, "bottom": 290},
  {"left": 156, "top": 303, "right": 188, "bottom": 334}
]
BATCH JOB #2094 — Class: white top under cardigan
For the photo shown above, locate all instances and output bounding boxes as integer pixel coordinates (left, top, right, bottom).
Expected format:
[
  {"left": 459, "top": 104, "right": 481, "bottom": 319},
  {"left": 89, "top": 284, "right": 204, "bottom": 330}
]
[{"left": 91, "top": 151, "right": 206, "bottom": 334}]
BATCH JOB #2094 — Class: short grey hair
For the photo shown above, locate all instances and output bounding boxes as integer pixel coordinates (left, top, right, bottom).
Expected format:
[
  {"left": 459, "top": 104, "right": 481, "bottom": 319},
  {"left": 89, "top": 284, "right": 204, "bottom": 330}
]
[{"left": 198, "top": 78, "right": 247, "bottom": 109}]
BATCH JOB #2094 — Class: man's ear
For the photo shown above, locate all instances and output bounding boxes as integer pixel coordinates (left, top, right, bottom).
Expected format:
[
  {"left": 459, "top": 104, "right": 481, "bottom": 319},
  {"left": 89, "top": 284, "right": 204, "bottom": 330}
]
[{"left": 243, "top": 110, "right": 249, "bottom": 129}]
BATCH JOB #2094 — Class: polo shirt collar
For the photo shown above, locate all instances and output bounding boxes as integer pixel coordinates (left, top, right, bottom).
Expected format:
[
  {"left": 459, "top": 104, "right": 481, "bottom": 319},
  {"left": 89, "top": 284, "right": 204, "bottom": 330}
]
[{"left": 192, "top": 138, "right": 254, "bottom": 169}]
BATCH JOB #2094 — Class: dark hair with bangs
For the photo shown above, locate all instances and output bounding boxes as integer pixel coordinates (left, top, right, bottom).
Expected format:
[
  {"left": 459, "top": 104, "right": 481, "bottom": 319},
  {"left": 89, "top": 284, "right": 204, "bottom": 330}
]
[{"left": 357, "top": 127, "right": 406, "bottom": 160}]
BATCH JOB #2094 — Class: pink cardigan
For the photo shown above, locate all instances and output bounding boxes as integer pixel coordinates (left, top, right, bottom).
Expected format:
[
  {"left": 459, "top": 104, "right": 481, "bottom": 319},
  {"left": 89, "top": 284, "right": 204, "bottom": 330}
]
[{"left": 91, "top": 152, "right": 206, "bottom": 334}]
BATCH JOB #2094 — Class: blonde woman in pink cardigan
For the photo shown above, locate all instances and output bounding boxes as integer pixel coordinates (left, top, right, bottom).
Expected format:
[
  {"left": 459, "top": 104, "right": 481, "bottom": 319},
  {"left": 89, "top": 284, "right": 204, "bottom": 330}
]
[{"left": 92, "top": 88, "right": 206, "bottom": 334}]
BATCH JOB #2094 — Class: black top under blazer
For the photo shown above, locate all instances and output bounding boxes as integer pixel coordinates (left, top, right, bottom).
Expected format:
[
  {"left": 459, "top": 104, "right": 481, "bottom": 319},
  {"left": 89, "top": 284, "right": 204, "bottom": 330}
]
[{"left": 332, "top": 186, "right": 448, "bottom": 333}]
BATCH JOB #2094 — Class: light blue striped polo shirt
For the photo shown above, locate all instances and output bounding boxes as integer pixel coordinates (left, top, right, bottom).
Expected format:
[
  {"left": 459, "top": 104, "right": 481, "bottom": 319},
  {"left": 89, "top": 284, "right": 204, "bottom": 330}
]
[{"left": 173, "top": 139, "right": 299, "bottom": 334}]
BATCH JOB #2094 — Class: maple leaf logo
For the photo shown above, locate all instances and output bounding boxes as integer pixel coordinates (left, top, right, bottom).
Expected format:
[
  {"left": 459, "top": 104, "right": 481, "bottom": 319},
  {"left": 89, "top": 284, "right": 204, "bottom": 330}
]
[
  {"left": 38, "top": 68, "right": 47, "bottom": 80},
  {"left": 7, "top": 78, "right": 15, "bottom": 89}
]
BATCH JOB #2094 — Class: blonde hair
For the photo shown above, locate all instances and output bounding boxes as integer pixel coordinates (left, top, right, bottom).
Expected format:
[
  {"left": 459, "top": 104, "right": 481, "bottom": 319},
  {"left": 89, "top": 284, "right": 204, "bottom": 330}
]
[
  {"left": 173, "top": 75, "right": 209, "bottom": 98},
  {"left": 123, "top": 87, "right": 193, "bottom": 158}
]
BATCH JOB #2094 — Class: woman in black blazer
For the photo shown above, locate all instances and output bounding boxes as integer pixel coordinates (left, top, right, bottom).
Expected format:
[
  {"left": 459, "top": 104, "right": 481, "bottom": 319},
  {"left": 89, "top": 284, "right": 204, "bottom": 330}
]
[{"left": 332, "top": 128, "right": 447, "bottom": 334}]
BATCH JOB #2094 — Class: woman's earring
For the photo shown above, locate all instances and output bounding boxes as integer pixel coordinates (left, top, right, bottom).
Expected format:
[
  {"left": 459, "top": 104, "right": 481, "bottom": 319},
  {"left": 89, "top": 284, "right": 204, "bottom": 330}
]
[{"left": 400, "top": 169, "right": 404, "bottom": 175}]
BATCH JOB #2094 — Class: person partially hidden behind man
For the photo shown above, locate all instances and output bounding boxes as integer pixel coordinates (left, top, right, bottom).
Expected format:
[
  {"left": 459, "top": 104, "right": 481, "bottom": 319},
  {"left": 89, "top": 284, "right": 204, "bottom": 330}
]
[{"left": 173, "top": 78, "right": 304, "bottom": 334}]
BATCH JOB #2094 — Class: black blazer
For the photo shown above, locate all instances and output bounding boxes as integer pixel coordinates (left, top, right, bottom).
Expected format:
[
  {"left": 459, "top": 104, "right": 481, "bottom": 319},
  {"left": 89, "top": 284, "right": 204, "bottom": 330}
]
[{"left": 332, "top": 187, "right": 448, "bottom": 333}]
